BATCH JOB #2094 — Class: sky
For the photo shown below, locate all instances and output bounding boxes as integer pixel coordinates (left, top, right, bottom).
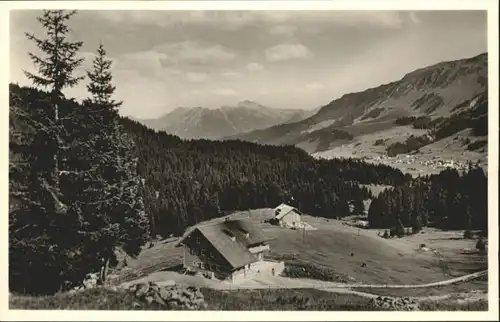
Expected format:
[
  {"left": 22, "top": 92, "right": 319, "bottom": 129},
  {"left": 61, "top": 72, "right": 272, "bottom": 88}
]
[{"left": 10, "top": 10, "right": 487, "bottom": 119}]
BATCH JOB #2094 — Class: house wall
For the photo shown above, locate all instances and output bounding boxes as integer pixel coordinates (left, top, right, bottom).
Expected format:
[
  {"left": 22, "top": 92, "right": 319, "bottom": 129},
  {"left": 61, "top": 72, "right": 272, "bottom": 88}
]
[
  {"left": 183, "top": 244, "right": 203, "bottom": 268},
  {"left": 231, "top": 262, "right": 260, "bottom": 283},
  {"left": 231, "top": 266, "right": 247, "bottom": 283},
  {"left": 230, "top": 260, "right": 285, "bottom": 283},
  {"left": 251, "top": 260, "right": 285, "bottom": 276},
  {"left": 280, "top": 211, "right": 301, "bottom": 227}
]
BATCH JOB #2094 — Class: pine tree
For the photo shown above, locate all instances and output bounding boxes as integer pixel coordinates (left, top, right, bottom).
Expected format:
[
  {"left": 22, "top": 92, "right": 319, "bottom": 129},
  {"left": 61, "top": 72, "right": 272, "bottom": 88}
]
[
  {"left": 476, "top": 238, "right": 486, "bottom": 253},
  {"left": 86, "top": 43, "right": 121, "bottom": 108},
  {"left": 9, "top": 10, "right": 85, "bottom": 294},
  {"left": 83, "top": 43, "right": 150, "bottom": 284},
  {"left": 24, "top": 10, "right": 84, "bottom": 211},
  {"left": 412, "top": 214, "right": 423, "bottom": 234},
  {"left": 352, "top": 198, "right": 365, "bottom": 216},
  {"left": 368, "top": 196, "right": 383, "bottom": 228},
  {"left": 395, "top": 219, "right": 405, "bottom": 238}
]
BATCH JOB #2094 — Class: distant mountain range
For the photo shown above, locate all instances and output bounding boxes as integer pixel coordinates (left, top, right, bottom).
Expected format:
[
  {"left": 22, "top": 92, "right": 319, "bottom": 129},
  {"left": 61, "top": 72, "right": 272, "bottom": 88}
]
[
  {"left": 132, "top": 100, "right": 319, "bottom": 140},
  {"left": 229, "top": 53, "right": 488, "bottom": 155},
  {"left": 130, "top": 53, "right": 487, "bottom": 160}
]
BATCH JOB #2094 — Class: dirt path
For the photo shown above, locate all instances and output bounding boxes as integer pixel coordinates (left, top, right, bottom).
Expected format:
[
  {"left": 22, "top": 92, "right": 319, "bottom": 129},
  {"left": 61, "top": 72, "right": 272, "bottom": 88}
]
[
  {"left": 121, "top": 268, "right": 487, "bottom": 304},
  {"left": 119, "top": 265, "right": 488, "bottom": 309},
  {"left": 213, "top": 269, "right": 487, "bottom": 290},
  {"left": 211, "top": 270, "right": 488, "bottom": 303}
]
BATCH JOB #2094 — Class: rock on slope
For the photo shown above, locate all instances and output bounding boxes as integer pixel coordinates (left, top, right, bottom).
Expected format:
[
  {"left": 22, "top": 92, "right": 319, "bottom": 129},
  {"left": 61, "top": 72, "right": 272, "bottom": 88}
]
[
  {"left": 134, "top": 100, "right": 317, "bottom": 140},
  {"left": 231, "top": 53, "right": 488, "bottom": 154}
]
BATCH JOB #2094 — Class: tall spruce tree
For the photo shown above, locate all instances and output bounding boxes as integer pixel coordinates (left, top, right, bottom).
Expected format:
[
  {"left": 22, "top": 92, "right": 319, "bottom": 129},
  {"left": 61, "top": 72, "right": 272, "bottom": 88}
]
[
  {"left": 84, "top": 43, "right": 149, "bottom": 284},
  {"left": 23, "top": 10, "right": 84, "bottom": 212},
  {"left": 10, "top": 10, "right": 85, "bottom": 294}
]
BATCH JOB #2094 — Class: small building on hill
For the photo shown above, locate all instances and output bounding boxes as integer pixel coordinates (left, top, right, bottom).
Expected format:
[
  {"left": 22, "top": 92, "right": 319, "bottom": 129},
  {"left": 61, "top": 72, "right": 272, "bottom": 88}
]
[
  {"left": 176, "top": 217, "right": 283, "bottom": 282},
  {"left": 273, "top": 203, "right": 303, "bottom": 228}
]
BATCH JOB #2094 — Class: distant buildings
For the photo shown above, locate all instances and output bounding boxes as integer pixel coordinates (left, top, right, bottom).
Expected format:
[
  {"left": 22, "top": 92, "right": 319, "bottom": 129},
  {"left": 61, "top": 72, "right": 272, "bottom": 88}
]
[
  {"left": 367, "top": 154, "right": 470, "bottom": 172},
  {"left": 274, "top": 203, "right": 303, "bottom": 229},
  {"left": 176, "top": 217, "right": 283, "bottom": 282}
]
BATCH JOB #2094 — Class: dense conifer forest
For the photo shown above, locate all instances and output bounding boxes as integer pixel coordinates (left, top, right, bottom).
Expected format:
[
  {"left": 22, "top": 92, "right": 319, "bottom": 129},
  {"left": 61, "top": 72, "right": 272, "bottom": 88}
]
[
  {"left": 121, "top": 118, "right": 411, "bottom": 236},
  {"left": 368, "top": 166, "right": 488, "bottom": 233}
]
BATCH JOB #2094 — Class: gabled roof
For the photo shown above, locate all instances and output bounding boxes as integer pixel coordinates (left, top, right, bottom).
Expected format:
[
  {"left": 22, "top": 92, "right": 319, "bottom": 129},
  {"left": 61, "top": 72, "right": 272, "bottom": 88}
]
[
  {"left": 176, "top": 218, "right": 270, "bottom": 269},
  {"left": 274, "top": 203, "right": 302, "bottom": 220}
]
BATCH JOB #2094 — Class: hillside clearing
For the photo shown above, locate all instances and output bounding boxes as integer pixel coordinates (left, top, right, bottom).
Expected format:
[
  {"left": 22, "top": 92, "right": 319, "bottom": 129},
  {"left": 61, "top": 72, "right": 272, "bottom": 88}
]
[{"left": 111, "top": 209, "right": 487, "bottom": 288}]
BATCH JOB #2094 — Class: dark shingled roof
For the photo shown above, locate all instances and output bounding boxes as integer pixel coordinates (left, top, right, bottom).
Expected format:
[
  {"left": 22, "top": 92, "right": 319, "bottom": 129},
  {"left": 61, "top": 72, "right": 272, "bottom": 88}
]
[{"left": 176, "top": 218, "right": 270, "bottom": 269}]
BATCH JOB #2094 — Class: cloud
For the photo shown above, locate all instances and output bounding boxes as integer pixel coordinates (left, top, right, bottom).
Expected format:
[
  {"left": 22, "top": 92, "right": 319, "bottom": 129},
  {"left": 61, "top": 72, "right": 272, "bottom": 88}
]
[
  {"left": 330, "top": 11, "right": 403, "bottom": 28},
  {"left": 190, "top": 89, "right": 202, "bottom": 96},
  {"left": 269, "top": 24, "right": 297, "bottom": 37},
  {"left": 96, "top": 11, "right": 260, "bottom": 29},
  {"left": 246, "top": 62, "right": 264, "bottom": 72},
  {"left": 306, "top": 82, "right": 325, "bottom": 90},
  {"left": 221, "top": 71, "right": 242, "bottom": 78},
  {"left": 213, "top": 88, "right": 238, "bottom": 97},
  {"left": 265, "top": 43, "right": 313, "bottom": 62},
  {"left": 10, "top": 10, "right": 487, "bottom": 119},
  {"left": 185, "top": 71, "right": 208, "bottom": 83},
  {"left": 156, "top": 41, "right": 237, "bottom": 66},
  {"left": 115, "top": 50, "right": 172, "bottom": 78},
  {"left": 96, "top": 11, "right": 405, "bottom": 30}
]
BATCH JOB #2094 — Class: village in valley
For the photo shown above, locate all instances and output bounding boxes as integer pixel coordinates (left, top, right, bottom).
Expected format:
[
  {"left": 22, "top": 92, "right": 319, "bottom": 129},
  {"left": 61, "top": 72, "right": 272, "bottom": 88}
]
[{"left": 6, "top": 6, "right": 493, "bottom": 316}]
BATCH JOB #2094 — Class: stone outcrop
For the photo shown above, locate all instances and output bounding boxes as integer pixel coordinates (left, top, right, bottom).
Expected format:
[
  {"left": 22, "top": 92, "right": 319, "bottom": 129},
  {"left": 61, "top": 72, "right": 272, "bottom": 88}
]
[
  {"left": 371, "top": 296, "right": 419, "bottom": 311},
  {"left": 125, "top": 282, "right": 207, "bottom": 310},
  {"left": 69, "top": 272, "right": 100, "bottom": 293}
]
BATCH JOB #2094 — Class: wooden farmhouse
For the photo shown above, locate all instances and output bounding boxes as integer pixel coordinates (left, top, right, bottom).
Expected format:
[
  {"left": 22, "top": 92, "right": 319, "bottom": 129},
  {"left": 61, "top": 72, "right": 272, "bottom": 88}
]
[
  {"left": 176, "top": 218, "right": 283, "bottom": 282},
  {"left": 274, "top": 203, "right": 303, "bottom": 228}
]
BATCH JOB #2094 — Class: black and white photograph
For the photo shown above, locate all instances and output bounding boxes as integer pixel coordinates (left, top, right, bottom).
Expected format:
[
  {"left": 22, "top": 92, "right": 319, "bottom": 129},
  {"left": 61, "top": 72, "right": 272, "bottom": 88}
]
[{"left": 2, "top": 0, "right": 498, "bottom": 320}]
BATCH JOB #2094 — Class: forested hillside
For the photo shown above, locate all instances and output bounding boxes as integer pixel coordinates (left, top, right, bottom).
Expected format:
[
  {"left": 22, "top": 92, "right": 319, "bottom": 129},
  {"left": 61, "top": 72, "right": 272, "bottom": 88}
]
[
  {"left": 368, "top": 165, "right": 488, "bottom": 233},
  {"left": 121, "top": 118, "right": 411, "bottom": 237}
]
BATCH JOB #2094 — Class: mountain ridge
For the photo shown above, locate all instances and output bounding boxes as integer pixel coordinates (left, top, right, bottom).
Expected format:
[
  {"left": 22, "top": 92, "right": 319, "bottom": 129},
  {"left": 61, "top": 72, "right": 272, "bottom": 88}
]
[
  {"left": 134, "top": 100, "right": 319, "bottom": 140},
  {"left": 229, "top": 52, "right": 488, "bottom": 157}
]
